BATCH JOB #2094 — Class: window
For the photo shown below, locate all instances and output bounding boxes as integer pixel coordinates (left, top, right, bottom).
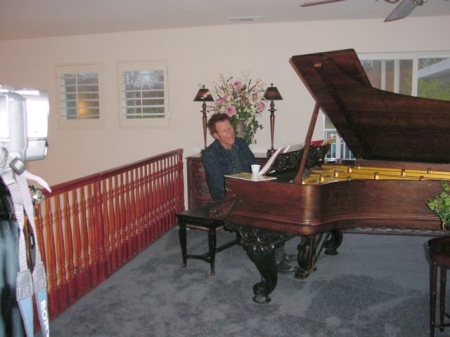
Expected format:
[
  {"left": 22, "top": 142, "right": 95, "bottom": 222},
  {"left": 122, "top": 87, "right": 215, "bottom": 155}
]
[
  {"left": 418, "top": 58, "right": 450, "bottom": 100},
  {"left": 56, "top": 64, "right": 103, "bottom": 128},
  {"left": 118, "top": 60, "right": 169, "bottom": 128},
  {"left": 324, "top": 51, "right": 450, "bottom": 160}
]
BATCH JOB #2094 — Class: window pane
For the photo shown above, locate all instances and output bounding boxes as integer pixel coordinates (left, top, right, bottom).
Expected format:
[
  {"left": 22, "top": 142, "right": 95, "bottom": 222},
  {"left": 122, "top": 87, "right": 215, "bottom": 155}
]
[
  {"left": 361, "top": 59, "right": 413, "bottom": 94},
  {"left": 121, "top": 69, "right": 166, "bottom": 119},
  {"left": 384, "top": 60, "right": 395, "bottom": 92},
  {"left": 418, "top": 57, "right": 450, "bottom": 101},
  {"left": 399, "top": 60, "right": 413, "bottom": 95},
  {"left": 362, "top": 60, "right": 382, "bottom": 89},
  {"left": 59, "top": 71, "right": 100, "bottom": 120}
]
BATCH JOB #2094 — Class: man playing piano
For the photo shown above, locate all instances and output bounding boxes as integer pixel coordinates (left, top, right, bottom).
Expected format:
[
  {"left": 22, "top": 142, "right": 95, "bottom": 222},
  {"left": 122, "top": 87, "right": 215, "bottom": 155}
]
[{"left": 202, "top": 113, "right": 296, "bottom": 273}]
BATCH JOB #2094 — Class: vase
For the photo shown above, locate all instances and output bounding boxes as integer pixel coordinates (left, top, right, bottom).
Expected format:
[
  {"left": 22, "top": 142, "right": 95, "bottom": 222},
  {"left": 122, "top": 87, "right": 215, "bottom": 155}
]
[{"left": 236, "top": 118, "right": 247, "bottom": 139}]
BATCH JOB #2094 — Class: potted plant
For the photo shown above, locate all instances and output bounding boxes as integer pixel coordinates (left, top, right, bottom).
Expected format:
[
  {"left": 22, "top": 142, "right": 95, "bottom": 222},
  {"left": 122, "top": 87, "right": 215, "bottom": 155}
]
[{"left": 427, "top": 181, "right": 450, "bottom": 230}]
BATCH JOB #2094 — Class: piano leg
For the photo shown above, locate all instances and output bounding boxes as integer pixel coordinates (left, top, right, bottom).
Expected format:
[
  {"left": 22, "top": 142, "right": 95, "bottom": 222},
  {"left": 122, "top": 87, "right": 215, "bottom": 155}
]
[
  {"left": 226, "top": 222, "right": 294, "bottom": 303},
  {"left": 295, "top": 229, "right": 343, "bottom": 279},
  {"left": 323, "top": 229, "right": 344, "bottom": 255},
  {"left": 247, "top": 243, "right": 278, "bottom": 304},
  {"left": 295, "top": 235, "right": 320, "bottom": 279}
]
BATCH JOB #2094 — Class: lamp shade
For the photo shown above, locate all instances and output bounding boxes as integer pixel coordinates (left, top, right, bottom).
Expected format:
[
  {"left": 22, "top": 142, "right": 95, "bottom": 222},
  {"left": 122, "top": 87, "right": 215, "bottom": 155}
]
[
  {"left": 194, "top": 85, "right": 214, "bottom": 102},
  {"left": 264, "top": 84, "right": 283, "bottom": 101}
]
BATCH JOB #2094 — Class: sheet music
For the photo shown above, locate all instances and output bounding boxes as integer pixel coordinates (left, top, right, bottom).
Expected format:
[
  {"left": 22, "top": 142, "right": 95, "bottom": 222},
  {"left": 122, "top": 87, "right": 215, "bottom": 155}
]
[
  {"left": 259, "top": 143, "right": 296, "bottom": 175},
  {"left": 225, "top": 172, "right": 277, "bottom": 182}
]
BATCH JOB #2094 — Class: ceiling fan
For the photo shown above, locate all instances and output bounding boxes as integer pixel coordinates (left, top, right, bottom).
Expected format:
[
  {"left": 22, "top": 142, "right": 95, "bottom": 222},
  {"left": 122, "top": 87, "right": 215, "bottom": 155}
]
[
  {"left": 384, "top": 0, "right": 427, "bottom": 22},
  {"left": 300, "top": 0, "right": 441, "bottom": 22}
]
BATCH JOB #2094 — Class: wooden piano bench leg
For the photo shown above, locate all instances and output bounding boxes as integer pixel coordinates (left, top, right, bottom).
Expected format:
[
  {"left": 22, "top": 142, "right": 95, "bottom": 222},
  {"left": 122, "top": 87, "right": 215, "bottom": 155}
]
[
  {"left": 207, "top": 226, "right": 217, "bottom": 276},
  {"left": 428, "top": 236, "right": 450, "bottom": 337},
  {"left": 177, "top": 221, "right": 217, "bottom": 276},
  {"left": 176, "top": 207, "right": 236, "bottom": 276},
  {"left": 178, "top": 221, "right": 188, "bottom": 269}
]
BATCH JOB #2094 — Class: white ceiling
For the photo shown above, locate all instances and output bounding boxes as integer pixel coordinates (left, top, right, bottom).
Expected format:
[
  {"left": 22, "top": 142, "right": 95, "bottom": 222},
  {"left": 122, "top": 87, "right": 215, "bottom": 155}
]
[{"left": 0, "top": 0, "right": 449, "bottom": 41}]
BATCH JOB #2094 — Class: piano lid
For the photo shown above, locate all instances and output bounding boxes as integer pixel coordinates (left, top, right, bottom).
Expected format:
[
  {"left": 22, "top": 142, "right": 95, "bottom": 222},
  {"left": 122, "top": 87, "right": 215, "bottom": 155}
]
[{"left": 290, "top": 49, "right": 450, "bottom": 164}]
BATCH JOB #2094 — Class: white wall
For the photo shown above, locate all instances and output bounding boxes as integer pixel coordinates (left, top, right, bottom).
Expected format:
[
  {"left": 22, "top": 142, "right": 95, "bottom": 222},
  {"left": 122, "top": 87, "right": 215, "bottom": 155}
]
[{"left": 1, "top": 17, "right": 449, "bottom": 188}]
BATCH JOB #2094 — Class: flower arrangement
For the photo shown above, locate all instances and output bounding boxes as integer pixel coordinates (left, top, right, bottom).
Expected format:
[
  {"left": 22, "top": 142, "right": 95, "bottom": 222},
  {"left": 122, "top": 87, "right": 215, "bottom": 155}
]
[
  {"left": 427, "top": 181, "right": 450, "bottom": 230},
  {"left": 207, "top": 72, "right": 266, "bottom": 144}
]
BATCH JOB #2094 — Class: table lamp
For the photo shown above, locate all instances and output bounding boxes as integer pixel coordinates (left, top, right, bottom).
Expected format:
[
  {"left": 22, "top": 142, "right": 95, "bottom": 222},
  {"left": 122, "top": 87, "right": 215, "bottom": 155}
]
[
  {"left": 193, "top": 85, "right": 214, "bottom": 151},
  {"left": 263, "top": 83, "right": 283, "bottom": 157}
]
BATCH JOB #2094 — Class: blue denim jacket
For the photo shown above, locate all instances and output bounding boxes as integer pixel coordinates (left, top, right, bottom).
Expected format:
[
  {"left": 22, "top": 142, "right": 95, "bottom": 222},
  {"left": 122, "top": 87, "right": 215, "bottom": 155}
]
[{"left": 202, "top": 137, "right": 257, "bottom": 200}]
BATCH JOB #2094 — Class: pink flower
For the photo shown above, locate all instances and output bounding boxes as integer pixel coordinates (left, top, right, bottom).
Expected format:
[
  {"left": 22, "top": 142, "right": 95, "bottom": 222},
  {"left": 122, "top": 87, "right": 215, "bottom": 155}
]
[
  {"left": 232, "top": 81, "right": 242, "bottom": 93},
  {"left": 225, "top": 106, "right": 237, "bottom": 117},
  {"left": 216, "top": 96, "right": 227, "bottom": 105},
  {"left": 256, "top": 101, "right": 265, "bottom": 113},
  {"left": 242, "top": 98, "right": 249, "bottom": 106}
]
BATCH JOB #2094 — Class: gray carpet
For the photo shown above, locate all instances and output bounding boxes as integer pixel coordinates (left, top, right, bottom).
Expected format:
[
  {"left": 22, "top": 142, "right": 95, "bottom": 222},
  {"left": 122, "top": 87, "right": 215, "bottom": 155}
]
[{"left": 36, "top": 227, "right": 443, "bottom": 337}]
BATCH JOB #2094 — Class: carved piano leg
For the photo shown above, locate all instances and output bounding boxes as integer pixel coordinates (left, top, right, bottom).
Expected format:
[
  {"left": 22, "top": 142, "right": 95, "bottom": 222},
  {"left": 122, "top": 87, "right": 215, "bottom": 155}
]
[
  {"left": 246, "top": 244, "right": 278, "bottom": 304},
  {"left": 295, "top": 235, "right": 320, "bottom": 279},
  {"left": 226, "top": 222, "right": 293, "bottom": 303},
  {"left": 323, "top": 229, "right": 343, "bottom": 255},
  {"left": 294, "top": 229, "right": 343, "bottom": 279}
]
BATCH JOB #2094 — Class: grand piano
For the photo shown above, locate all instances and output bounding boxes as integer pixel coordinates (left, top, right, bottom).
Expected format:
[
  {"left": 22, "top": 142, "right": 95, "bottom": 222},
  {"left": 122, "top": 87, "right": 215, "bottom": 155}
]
[{"left": 210, "top": 49, "right": 450, "bottom": 303}]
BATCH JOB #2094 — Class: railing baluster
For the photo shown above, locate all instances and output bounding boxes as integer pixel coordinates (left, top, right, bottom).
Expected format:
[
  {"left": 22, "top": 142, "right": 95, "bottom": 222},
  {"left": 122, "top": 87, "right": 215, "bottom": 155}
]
[
  {"left": 113, "top": 175, "right": 122, "bottom": 268},
  {"left": 80, "top": 187, "right": 91, "bottom": 291},
  {"left": 71, "top": 189, "right": 83, "bottom": 298},
  {"left": 87, "top": 184, "right": 97, "bottom": 287},
  {"left": 130, "top": 169, "right": 138, "bottom": 256},
  {"left": 55, "top": 195, "right": 69, "bottom": 309},
  {"left": 63, "top": 192, "right": 75, "bottom": 302},
  {"left": 34, "top": 149, "right": 184, "bottom": 327},
  {"left": 95, "top": 180, "right": 107, "bottom": 282},
  {"left": 105, "top": 178, "right": 116, "bottom": 274}
]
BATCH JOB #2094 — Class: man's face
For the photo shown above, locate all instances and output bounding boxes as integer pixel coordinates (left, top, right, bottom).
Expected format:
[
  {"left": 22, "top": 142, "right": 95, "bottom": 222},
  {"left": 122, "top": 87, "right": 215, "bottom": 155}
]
[{"left": 213, "top": 120, "right": 235, "bottom": 150}]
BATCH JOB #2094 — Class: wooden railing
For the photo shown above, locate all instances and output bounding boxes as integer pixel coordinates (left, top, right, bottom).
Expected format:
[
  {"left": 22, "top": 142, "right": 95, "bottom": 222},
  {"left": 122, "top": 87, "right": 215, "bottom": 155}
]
[{"left": 34, "top": 149, "right": 184, "bottom": 319}]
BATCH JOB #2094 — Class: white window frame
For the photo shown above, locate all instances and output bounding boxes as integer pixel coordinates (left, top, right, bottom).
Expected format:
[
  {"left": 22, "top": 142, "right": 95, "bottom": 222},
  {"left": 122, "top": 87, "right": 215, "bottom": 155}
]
[
  {"left": 117, "top": 60, "right": 169, "bottom": 128},
  {"left": 56, "top": 63, "right": 104, "bottom": 129}
]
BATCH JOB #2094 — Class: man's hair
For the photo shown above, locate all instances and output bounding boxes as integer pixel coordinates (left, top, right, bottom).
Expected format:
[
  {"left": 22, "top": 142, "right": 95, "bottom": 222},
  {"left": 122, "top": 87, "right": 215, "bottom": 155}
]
[{"left": 207, "top": 113, "right": 231, "bottom": 136}]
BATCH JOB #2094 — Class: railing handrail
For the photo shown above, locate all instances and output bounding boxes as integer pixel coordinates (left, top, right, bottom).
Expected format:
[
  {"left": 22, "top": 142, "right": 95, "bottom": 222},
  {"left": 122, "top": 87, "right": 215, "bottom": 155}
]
[{"left": 46, "top": 149, "right": 184, "bottom": 194}]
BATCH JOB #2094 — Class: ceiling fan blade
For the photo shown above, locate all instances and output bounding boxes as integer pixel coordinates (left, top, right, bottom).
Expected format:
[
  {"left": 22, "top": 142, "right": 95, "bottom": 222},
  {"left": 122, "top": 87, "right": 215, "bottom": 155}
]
[
  {"left": 301, "top": 0, "right": 345, "bottom": 7},
  {"left": 384, "top": 0, "right": 421, "bottom": 22}
]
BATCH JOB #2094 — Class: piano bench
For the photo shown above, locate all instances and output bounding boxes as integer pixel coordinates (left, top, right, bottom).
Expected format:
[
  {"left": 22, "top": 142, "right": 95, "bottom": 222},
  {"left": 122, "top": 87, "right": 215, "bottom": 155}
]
[
  {"left": 176, "top": 206, "right": 238, "bottom": 276},
  {"left": 428, "top": 236, "right": 450, "bottom": 337}
]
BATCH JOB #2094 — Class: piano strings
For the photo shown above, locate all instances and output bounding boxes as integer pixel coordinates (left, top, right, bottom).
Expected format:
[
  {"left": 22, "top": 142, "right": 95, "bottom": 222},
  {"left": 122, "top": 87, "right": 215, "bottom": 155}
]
[{"left": 303, "top": 164, "right": 450, "bottom": 185}]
